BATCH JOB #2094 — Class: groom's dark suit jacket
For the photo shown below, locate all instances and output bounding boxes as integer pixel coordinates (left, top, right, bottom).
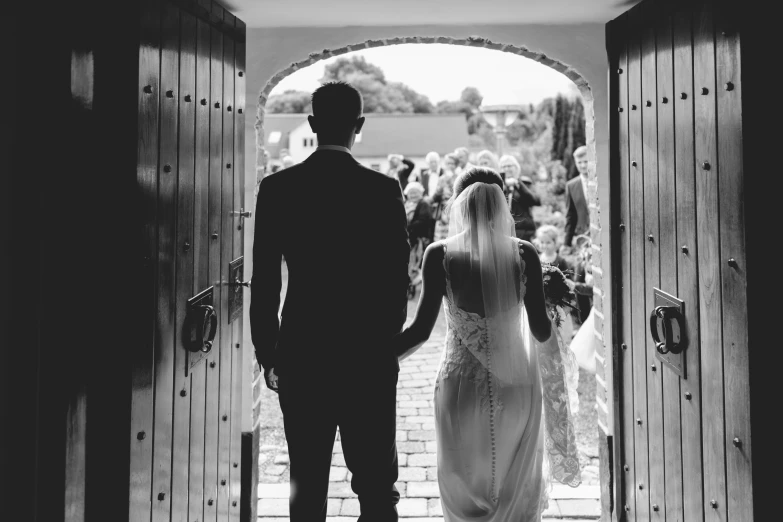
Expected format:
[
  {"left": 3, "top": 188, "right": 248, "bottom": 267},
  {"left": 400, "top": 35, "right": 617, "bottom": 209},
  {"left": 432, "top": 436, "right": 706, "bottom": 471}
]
[{"left": 250, "top": 149, "right": 410, "bottom": 377}]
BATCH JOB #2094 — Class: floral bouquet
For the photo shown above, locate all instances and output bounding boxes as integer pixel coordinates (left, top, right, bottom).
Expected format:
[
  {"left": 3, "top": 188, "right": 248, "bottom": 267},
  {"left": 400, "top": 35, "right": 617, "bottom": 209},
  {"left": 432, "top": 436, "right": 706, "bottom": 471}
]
[{"left": 542, "top": 264, "right": 578, "bottom": 328}]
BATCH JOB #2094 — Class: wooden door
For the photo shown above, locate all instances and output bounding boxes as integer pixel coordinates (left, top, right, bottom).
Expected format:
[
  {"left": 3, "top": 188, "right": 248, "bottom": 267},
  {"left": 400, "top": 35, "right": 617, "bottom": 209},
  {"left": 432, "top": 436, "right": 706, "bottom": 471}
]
[
  {"left": 607, "top": 0, "right": 752, "bottom": 520},
  {"left": 130, "top": 1, "right": 246, "bottom": 521}
]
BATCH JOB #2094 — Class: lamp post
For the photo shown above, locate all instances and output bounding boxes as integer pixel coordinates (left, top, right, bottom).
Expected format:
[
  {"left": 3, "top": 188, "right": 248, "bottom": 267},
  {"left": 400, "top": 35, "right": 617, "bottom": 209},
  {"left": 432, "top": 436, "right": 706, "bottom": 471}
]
[{"left": 479, "top": 104, "right": 523, "bottom": 157}]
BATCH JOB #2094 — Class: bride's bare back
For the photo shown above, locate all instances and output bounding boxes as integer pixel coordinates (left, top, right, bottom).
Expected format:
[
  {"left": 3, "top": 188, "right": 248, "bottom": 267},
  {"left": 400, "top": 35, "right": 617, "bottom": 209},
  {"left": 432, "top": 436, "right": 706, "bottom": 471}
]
[{"left": 393, "top": 238, "right": 551, "bottom": 361}]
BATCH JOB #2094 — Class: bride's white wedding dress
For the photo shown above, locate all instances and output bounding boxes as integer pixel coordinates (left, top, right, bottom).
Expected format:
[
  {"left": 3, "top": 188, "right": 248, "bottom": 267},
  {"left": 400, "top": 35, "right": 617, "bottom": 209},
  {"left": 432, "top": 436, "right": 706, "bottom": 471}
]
[{"left": 435, "top": 240, "right": 581, "bottom": 521}]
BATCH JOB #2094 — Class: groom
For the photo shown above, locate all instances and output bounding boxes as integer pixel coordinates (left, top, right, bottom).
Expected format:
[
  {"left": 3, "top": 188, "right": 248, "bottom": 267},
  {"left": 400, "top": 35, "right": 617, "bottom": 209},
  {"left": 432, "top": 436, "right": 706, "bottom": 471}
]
[{"left": 250, "top": 81, "right": 410, "bottom": 521}]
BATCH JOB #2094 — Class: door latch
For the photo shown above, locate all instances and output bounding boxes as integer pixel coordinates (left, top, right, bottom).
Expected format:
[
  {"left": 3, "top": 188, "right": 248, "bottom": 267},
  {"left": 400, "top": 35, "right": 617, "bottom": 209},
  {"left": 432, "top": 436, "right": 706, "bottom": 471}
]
[{"left": 650, "top": 288, "right": 687, "bottom": 378}]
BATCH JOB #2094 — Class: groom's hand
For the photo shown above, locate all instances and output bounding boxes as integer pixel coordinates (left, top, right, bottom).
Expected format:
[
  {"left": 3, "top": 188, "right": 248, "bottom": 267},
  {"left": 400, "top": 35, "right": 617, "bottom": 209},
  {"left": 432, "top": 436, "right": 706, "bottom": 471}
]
[{"left": 264, "top": 367, "right": 279, "bottom": 393}]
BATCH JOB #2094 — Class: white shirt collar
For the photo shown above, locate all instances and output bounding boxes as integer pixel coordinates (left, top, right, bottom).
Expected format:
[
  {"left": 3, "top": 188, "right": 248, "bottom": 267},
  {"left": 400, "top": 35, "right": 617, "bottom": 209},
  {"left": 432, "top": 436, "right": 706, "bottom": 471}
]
[
  {"left": 580, "top": 173, "right": 588, "bottom": 194},
  {"left": 317, "top": 144, "right": 352, "bottom": 154}
]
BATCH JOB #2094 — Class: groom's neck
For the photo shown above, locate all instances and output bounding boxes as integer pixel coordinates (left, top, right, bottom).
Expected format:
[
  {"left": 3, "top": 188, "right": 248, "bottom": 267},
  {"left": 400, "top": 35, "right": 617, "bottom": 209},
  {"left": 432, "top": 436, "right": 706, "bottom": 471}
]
[{"left": 317, "top": 135, "right": 353, "bottom": 150}]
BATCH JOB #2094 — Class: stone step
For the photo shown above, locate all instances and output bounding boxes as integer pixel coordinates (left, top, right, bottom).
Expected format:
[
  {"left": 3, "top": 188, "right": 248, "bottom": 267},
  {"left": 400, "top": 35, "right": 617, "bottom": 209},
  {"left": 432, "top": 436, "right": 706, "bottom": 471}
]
[
  {"left": 258, "top": 518, "right": 598, "bottom": 521},
  {"left": 258, "top": 491, "right": 601, "bottom": 519}
]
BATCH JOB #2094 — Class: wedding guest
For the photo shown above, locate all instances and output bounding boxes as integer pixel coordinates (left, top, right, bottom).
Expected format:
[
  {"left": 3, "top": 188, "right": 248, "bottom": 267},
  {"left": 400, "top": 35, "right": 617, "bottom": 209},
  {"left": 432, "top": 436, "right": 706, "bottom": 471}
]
[
  {"left": 404, "top": 181, "right": 434, "bottom": 246},
  {"left": 387, "top": 153, "right": 416, "bottom": 192},
  {"left": 409, "top": 151, "right": 443, "bottom": 197},
  {"left": 453, "top": 147, "right": 475, "bottom": 178},
  {"left": 476, "top": 150, "right": 500, "bottom": 178},
  {"left": 502, "top": 154, "right": 541, "bottom": 241},
  {"left": 535, "top": 225, "right": 571, "bottom": 273},
  {"left": 563, "top": 145, "right": 590, "bottom": 251},
  {"left": 432, "top": 153, "right": 458, "bottom": 241}
]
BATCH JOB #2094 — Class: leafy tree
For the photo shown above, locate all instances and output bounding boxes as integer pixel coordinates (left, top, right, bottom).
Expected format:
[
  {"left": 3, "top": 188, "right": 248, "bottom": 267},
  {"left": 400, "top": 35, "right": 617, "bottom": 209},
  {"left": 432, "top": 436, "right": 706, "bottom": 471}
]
[
  {"left": 392, "top": 82, "right": 434, "bottom": 113},
  {"left": 319, "top": 56, "right": 432, "bottom": 114},
  {"left": 460, "top": 86, "right": 483, "bottom": 109},
  {"left": 321, "top": 55, "right": 387, "bottom": 84},
  {"left": 549, "top": 94, "right": 586, "bottom": 180},
  {"left": 266, "top": 89, "right": 312, "bottom": 114},
  {"left": 434, "top": 99, "right": 474, "bottom": 119}
]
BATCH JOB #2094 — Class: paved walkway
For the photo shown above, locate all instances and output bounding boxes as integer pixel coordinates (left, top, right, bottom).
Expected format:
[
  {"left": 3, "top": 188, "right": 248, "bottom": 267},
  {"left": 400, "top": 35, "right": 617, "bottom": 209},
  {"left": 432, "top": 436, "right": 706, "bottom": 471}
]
[{"left": 257, "top": 274, "right": 600, "bottom": 519}]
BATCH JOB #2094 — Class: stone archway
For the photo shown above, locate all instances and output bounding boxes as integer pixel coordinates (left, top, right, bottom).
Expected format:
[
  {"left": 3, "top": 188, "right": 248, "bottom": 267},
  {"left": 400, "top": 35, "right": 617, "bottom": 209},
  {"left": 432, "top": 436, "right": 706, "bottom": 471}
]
[
  {"left": 251, "top": 35, "right": 606, "bottom": 401},
  {"left": 254, "top": 35, "right": 596, "bottom": 182},
  {"left": 250, "top": 35, "right": 608, "bottom": 517}
]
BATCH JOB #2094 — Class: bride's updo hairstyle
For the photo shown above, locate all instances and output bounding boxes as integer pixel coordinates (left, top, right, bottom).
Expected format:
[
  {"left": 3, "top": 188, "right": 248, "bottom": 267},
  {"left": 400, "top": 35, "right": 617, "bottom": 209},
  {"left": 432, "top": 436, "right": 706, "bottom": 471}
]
[
  {"left": 449, "top": 167, "right": 508, "bottom": 233},
  {"left": 452, "top": 167, "right": 504, "bottom": 198}
]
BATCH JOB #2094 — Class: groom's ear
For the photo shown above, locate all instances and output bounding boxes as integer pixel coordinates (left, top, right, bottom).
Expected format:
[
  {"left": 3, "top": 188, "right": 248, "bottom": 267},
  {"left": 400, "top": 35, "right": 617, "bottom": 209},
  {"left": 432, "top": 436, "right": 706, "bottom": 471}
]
[
  {"left": 355, "top": 116, "right": 365, "bottom": 134},
  {"left": 307, "top": 115, "right": 317, "bottom": 133}
]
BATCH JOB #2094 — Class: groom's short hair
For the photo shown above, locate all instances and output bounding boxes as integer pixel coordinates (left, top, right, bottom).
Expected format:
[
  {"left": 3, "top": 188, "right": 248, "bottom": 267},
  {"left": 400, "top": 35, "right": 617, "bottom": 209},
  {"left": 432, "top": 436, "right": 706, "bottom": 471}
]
[{"left": 311, "top": 81, "right": 363, "bottom": 131}]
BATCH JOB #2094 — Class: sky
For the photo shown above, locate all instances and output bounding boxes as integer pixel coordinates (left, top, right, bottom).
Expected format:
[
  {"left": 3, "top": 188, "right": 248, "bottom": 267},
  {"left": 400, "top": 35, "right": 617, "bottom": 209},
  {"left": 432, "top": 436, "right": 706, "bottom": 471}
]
[{"left": 270, "top": 43, "right": 579, "bottom": 106}]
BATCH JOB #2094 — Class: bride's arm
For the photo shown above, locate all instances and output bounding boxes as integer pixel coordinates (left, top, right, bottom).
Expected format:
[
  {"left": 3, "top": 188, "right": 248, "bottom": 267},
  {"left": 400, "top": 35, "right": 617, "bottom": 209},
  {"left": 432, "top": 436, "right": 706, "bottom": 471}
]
[
  {"left": 392, "top": 243, "right": 447, "bottom": 361},
  {"left": 519, "top": 240, "right": 552, "bottom": 342}
]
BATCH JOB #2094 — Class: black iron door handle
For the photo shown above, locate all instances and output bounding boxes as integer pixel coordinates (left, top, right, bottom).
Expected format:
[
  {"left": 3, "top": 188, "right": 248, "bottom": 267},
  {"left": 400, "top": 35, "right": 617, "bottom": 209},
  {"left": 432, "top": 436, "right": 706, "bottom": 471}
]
[
  {"left": 650, "top": 305, "right": 683, "bottom": 355},
  {"left": 186, "top": 304, "right": 217, "bottom": 353}
]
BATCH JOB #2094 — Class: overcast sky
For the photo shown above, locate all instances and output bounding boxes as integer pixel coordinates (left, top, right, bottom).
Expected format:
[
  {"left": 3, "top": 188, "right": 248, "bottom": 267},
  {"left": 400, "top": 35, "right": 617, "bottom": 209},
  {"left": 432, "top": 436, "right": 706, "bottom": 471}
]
[{"left": 271, "top": 43, "right": 579, "bottom": 106}]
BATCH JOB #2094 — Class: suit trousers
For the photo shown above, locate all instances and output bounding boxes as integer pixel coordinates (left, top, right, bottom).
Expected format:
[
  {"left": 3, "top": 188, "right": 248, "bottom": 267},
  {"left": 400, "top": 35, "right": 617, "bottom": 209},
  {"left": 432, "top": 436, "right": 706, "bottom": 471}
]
[{"left": 277, "top": 370, "right": 400, "bottom": 521}]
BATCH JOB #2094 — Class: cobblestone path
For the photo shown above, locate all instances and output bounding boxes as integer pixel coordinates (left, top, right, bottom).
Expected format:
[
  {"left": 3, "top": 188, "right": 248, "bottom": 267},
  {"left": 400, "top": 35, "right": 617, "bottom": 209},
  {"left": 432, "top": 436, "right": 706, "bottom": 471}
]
[
  {"left": 257, "top": 269, "right": 599, "bottom": 519},
  {"left": 257, "top": 335, "right": 600, "bottom": 520}
]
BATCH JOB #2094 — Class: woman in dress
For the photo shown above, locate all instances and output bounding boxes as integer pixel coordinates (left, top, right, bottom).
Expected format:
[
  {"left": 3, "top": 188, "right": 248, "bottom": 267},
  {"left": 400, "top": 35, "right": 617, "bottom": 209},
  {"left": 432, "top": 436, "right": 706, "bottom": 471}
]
[
  {"left": 404, "top": 181, "right": 434, "bottom": 298},
  {"left": 393, "top": 168, "right": 580, "bottom": 521}
]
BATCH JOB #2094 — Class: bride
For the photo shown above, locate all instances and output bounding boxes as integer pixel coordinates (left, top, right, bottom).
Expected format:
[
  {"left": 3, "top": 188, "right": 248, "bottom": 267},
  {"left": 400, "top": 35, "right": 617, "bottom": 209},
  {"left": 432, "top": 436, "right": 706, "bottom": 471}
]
[{"left": 392, "top": 168, "right": 580, "bottom": 521}]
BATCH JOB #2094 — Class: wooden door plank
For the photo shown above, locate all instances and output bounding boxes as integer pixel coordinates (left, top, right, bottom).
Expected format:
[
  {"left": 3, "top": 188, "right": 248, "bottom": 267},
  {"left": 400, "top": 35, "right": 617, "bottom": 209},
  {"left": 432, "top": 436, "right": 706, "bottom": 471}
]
[
  {"left": 641, "top": 3, "right": 666, "bottom": 517},
  {"left": 656, "top": 4, "right": 685, "bottom": 521},
  {"left": 642, "top": 7, "right": 666, "bottom": 511},
  {"left": 628, "top": 7, "right": 651, "bottom": 519},
  {"left": 614, "top": 13, "right": 637, "bottom": 520},
  {"left": 218, "top": 8, "right": 236, "bottom": 521},
  {"left": 229, "top": 15, "right": 247, "bottom": 521},
  {"left": 172, "top": 10, "right": 198, "bottom": 522},
  {"left": 189, "top": 15, "right": 212, "bottom": 522},
  {"left": 693, "top": 0, "right": 728, "bottom": 520},
  {"left": 129, "top": 1, "right": 161, "bottom": 519},
  {"left": 714, "top": 3, "right": 752, "bottom": 520},
  {"left": 672, "top": 5, "right": 705, "bottom": 521},
  {"left": 204, "top": 9, "right": 224, "bottom": 520},
  {"left": 151, "top": 4, "right": 180, "bottom": 521}
]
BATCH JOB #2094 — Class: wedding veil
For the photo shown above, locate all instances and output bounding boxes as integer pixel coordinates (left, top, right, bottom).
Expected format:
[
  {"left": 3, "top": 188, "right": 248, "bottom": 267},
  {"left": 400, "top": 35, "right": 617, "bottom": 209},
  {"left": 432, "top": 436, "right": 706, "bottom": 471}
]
[{"left": 445, "top": 181, "right": 535, "bottom": 386}]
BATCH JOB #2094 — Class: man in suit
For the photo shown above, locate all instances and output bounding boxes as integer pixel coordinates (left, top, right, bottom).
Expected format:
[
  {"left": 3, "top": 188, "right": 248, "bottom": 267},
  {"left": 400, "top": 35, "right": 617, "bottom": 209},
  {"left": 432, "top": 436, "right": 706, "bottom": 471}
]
[
  {"left": 412, "top": 151, "right": 444, "bottom": 198},
  {"left": 563, "top": 145, "right": 591, "bottom": 251},
  {"left": 251, "top": 82, "right": 410, "bottom": 521}
]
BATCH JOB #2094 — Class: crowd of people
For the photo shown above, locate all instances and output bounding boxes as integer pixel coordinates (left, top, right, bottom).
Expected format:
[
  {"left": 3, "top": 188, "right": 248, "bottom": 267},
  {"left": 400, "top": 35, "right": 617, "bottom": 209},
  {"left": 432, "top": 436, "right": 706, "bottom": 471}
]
[
  {"left": 255, "top": 139, "right": 596, "bottom": 364},
  {"left": 391, "top": 143, "right": 597, "bottom": 371}
]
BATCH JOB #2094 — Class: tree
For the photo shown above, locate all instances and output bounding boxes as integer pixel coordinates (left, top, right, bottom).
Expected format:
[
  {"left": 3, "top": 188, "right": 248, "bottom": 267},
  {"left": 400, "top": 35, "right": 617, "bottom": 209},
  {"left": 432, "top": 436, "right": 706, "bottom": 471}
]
[
  {"left": 460, "top": 86, "right": 483, "bottom": 109},
  {"left": 266, "top": 89, "right": 312, "bottom": 114},
  {"left": 564, "top": 98, "right": 586, "bottom": 178},
  {"left": 549, "top": 94, "right": 586, "bottom": 179},
  {"left": 321, "top": 55, "right": 387, "bottom": 84},
  {"left": 392, "top": 82, "right": 434, "bottom": 113},
  {"left": 319, "top": 56, "right": 432, "bottom": 114},
  {"left": 434, "top": 99, "right": 474, "bottom": 119}
]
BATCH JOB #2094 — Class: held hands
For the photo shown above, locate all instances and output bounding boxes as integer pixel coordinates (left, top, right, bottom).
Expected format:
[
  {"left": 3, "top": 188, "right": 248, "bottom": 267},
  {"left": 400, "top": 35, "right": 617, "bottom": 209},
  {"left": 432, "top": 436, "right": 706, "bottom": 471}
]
[{"left": 264, "top": 367, "right": 279, "bottom": 393}]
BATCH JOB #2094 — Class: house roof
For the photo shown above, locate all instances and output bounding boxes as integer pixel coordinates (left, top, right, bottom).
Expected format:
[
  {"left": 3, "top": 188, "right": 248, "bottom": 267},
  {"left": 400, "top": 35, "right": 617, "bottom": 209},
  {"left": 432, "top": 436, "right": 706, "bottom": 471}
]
[
  {"left": 264, "top": 113, "right": 470, "bottom": 158},
  {"left": 263, "top": 114, "right": 309, "bottom": 158},
  {"left": 353, "top": 114, "right": 469, "bottom": 157}
]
